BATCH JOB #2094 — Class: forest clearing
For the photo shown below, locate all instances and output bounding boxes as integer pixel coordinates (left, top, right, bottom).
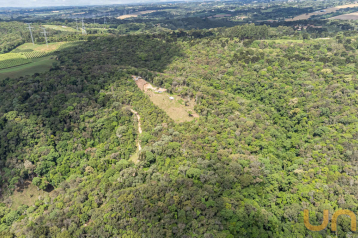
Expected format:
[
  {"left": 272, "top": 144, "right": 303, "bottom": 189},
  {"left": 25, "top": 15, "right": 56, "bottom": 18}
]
[
  {"left": 116, "top": 10, "right": 158, "bottom": 19},
  {"left": 145, "top": 90, "right": 199, "bottom": 123},
  {"left": 133, "top": 76, "right": 199, "bottom": 122},
  {"left": 7, "top": 180, "right": 53, "bottom": 210}
]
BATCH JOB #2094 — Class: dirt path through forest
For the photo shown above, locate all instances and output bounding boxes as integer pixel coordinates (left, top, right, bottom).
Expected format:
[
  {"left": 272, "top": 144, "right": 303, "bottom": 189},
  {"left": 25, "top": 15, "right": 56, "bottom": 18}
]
[{"left": 130, "top": 109, "right": 142, "bottom": 151}]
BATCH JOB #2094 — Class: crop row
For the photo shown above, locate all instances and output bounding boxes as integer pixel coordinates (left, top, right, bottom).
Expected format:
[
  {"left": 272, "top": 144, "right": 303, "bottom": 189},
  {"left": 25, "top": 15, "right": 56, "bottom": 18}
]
[
  {"left": 21, "top": 51, "right": 52, "bottom": 59},
  {"left": 0, "top": 58, "right": 32, "bottom": 70},
  {"left": 0, "top": 41, "right": 83, "bottom": 70},
  {"left": 0, "top": 53, "right": 27, "bottom": 61}
]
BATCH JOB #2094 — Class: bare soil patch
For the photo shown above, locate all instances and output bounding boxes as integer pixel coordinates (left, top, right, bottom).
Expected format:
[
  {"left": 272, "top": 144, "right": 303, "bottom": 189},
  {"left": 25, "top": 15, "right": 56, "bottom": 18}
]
[{"left": 132, "top": 75, "right": 167, "bottom": 92}]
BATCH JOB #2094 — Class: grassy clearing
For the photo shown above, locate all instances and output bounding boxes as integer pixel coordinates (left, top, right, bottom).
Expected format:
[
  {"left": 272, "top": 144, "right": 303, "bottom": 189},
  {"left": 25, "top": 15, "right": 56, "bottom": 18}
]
[
  {"left": 0, "top": 53, "right": 26, "bottom": 60},
  {"left": 0, "top": 58, "right": 31, "bottom": 70},
  {"left": 117, "top": 10, "right": 158, "bottom": 19},
  {"left": 0, "top": 53, "right": 31, "bottom": 70},
  {"left": 129, "top": 148, "right": 140, "bottom": 164},
  {"left": 8, "top": 180, "right": 52, "bottom": 210},
  {"left": 133, "top": 76, "right": 199, "bottom": 123},
  {"left": 145, "top": 90, "right": 199, "bottom": 123},
  {"left": 43, "top": 25, "right": 77, "bottom": 32},
  {"left": 0, "top": 56, "right": 56, "bottom": 80},
  {"left": 12, "top": 42, "right": 66, "bottom": 53}
]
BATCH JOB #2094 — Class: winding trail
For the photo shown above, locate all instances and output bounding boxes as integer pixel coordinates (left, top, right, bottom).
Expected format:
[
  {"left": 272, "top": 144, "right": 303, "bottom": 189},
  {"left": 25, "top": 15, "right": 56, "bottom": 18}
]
[{"left": 130, "top": 109, "right": 142, "bottom": 152}]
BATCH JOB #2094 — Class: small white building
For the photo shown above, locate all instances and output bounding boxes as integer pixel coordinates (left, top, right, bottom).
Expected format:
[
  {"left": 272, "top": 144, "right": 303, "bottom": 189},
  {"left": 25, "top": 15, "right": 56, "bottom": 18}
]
[{"left": 169, "top": 97, "right": 174, "bottom": 100}]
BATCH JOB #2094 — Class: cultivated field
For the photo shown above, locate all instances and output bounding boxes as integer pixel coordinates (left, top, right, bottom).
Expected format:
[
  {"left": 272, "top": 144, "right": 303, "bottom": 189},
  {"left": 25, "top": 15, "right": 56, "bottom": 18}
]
[
  {"left": 12, "top": 42, "right": 67, "bottom": 52},
  {"left": 0, "top": 41, "right": 81, "bottom": 77},
  {"left": 0, "top": 56, "right": 56, "bottom": 80},
  {"left": 286, "top": 3, "right": 358, "bottom": 21},
  {"left": 117, "top": 10, "right": 158, "bottom": 19},
  {"left": 330, "top": 12, "right": 358, "bottom": 20},
  {"left": 0, "top": 53, "right": 31, "bottom": 70},
  {"left": 0, "top": 42, "right": 66, "bottom": 71}
]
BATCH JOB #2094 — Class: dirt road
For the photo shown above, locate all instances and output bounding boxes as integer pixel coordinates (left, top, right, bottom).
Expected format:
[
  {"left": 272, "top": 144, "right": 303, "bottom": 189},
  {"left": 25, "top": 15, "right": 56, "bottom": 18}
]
[{"left": 130, "top": 109, "right": 142, "bottom": 151}]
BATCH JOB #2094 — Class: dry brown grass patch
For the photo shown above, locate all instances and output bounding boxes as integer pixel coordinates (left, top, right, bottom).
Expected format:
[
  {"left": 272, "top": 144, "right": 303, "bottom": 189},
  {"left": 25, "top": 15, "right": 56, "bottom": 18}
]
[
  {"left": 330, "top": 12, "right": 358, "bottom": 20},
  {"left": 116, "top": 10, "right": 158, "bottom": 19}
]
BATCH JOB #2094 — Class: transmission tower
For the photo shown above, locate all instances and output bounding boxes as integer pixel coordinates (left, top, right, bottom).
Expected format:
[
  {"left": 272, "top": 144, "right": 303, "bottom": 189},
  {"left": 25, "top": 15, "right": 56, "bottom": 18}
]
[
  {"left": 26, "top": 23, "right": 34, "bottom": 45},
  {"left": 104, "top": 15, "right": 107, "bottom": 24},
  {"left": 81, "top": 18, "right": 87, "bottom": 35},
  {"left": 93, "top": 14, "right": 96, "bottom": 24},
  {"left": 40, "top": 27, "right": 48, "bottom": 47}
]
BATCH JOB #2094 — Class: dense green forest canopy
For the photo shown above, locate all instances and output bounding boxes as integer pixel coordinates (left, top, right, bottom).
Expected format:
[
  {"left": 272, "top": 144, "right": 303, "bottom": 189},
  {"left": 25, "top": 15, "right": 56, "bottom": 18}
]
[
  {"left": 2, "top": 19, "right": 358, "bottom": 238},
  {"left": 0, "top": 22, "right": 28, "bottom": 53}
]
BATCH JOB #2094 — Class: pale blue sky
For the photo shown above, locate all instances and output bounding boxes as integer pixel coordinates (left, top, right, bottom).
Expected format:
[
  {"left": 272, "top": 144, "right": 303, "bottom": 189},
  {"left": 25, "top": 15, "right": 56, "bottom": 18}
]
[{"left": 0, "top": 0, "right": 171, "bottom": 8}]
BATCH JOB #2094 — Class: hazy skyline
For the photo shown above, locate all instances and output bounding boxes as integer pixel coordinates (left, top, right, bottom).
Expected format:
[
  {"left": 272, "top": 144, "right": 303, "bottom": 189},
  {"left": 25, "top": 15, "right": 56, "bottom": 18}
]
[{"left": 0, "top": 0, "right": 172, "bottom": 8}]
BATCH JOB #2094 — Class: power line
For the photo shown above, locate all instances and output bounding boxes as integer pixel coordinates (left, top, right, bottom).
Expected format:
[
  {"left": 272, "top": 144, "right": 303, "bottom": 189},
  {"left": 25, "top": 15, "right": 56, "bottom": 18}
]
[
  {"left": 26, "top": 23, "right": 34, "bottom": 45},
  {"left": 81, "top": 17, "right": 87, "bottom": 35},
  {"left": 40, "top": 27, "right": 48, "bottom": 47}
]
